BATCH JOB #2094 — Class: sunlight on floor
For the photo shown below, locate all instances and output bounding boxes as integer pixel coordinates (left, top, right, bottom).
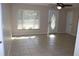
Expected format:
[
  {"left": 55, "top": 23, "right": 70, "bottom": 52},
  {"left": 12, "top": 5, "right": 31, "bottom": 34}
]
[
  {"left": 49, "top": 34, "right": 55, "bottom": 38},
  {"left": 11, "top": 34, "right": 56, "bottom": 40},
  {"left": 11, "top": 36, "right": 36, "bottom": 40}
]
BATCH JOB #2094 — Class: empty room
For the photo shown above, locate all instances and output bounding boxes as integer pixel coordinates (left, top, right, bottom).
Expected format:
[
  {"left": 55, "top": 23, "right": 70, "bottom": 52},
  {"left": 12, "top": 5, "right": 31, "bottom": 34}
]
[{"left": 0, "top": 3, "right": 79, "bottom": 56}]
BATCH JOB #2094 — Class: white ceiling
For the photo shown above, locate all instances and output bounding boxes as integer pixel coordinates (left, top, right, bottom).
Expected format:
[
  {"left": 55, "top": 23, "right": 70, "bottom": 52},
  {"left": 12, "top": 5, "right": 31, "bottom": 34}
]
[
  {"left": 27, "top": 3, "right": 79, "bottom": 7},
  {"left": 28, "top": 3, "right": 49, "bottom": 6}
]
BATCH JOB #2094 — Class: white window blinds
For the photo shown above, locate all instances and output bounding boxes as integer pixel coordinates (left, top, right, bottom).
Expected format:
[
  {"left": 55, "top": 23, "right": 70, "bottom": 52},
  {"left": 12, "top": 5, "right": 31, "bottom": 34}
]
[{"left": 17, "top": 9, "right": 40, "bottom": 30}]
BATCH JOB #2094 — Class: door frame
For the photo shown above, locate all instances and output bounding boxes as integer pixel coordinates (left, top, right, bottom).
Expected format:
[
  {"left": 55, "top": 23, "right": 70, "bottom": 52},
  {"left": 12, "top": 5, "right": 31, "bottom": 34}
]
[{"left": 48, "top": 9, "right": 59, "bottom": 34}]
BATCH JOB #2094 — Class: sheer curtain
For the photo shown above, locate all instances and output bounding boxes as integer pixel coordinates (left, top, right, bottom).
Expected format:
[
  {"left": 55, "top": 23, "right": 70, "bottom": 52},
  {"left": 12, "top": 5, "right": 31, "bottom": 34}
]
[{"left": 17, "top": 9, "right": 40, "bottom": 30}]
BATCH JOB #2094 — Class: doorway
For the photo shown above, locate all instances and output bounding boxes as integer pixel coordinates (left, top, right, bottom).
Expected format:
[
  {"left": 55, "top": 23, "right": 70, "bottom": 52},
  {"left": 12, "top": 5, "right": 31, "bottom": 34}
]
[
  {"left": 66, "top": 11, "right": 73, "bottom": 35},
  {"left": 48, "top": 10, "right": 59, "bottom": 34}
]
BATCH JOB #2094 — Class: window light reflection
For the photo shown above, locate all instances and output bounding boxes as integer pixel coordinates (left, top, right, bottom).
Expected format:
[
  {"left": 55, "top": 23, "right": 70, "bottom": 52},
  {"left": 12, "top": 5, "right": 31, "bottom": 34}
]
[
  {"left": 11, "top": 36, "right": 36, "bottom": 40},
  {"left": 49, "top": 34, "right": 55, "bottom": 38}
]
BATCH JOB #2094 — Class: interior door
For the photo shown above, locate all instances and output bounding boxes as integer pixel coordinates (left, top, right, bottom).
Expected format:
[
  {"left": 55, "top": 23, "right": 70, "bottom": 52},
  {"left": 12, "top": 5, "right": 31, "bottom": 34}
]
[
  {"left": 48, "top": 10, "right": 59, "bottom": 34},
  {"left": 0, "top": 4, "right": 4, "bottom": 56},
  {"left": 66, "top": 11, "right": 73, "bottom": 34}
]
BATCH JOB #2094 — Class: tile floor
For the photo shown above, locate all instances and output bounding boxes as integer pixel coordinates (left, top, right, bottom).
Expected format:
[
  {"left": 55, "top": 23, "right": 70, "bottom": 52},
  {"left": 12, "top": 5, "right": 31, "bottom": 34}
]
[{"left": 9, "top": 34, "right": 76, "bottom": 56}]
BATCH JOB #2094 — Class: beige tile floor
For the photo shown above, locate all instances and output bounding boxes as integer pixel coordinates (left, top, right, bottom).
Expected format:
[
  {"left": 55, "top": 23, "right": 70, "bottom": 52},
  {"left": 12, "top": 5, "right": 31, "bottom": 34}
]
[{"left": 9, "top": 34, "right": 76, "bottom": 56}]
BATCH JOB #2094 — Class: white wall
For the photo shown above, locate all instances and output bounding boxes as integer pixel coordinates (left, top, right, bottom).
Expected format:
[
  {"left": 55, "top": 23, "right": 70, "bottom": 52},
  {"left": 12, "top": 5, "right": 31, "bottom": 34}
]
[
  {"left": 57, "top": 8, "right": 79, "bottom": 36},
  {"left": 71, "top": 8, "right": 79, "bottom": 36},
  {"left": 0, "top": 3, "right": 5, "bottom": 56},
  {"left": 65, "top": 8, "right": 79, "bottom": 36},
  {"left": 74, "top": 19, "right": 79, "bottom": 56},
  {"left": 58, "top": 9, "right": 67, "bottom": 33},
  {"left": 2, "top": 4, "right": 12, "bottom": 56},
  {"left": 11, "top": 4, "right": 49, "bottom": 36},
  {"left": 11, "top": 4, "right": 78, "bottom": 36},
  {"left": 73, "top": 7, "right": 79, "bottom": 56},
  {"left": 11, "top": 4, "right": 68, "bottom": 36},
  {"left": 66, "top": 10, "right": 73, "bottom": 35}
]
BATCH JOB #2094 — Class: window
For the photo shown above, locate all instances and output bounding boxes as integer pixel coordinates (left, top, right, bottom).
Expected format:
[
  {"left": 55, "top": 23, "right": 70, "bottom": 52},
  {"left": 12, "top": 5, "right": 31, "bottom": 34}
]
[
  {"left": 17, "top": 9, "right": 40, "bottom": 30},
  {"left": 51, "top": 14, "right": 56, "bottom": 30}
]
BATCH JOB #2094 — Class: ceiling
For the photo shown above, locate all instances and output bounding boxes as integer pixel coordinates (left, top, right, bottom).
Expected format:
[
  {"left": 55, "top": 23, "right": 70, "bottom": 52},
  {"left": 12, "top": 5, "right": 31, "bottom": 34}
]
[{"left": 26, "top": 3, "right": 79, "bottom": 7}]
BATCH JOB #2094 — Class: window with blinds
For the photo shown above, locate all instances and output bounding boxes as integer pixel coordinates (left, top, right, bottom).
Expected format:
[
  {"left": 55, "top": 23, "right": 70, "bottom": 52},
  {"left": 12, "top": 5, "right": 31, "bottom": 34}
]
[{"left": 17, "top": 9, "right": 40, "bottom": 30}]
